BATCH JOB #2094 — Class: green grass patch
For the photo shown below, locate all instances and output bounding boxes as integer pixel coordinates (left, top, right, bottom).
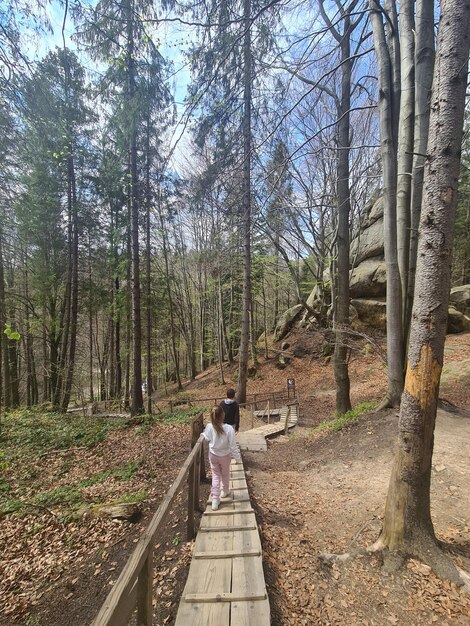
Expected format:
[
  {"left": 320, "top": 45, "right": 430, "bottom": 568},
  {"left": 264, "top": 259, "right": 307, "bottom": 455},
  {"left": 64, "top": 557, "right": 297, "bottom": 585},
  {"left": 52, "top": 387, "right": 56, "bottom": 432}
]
[
  {"left": 0, "top": 408, "right": 129, "bottom": 461},
  {"left": 117, "top": 490, "right": 148, "bottom": 504},
  {"left": 313, "top": 402, "right": 376, "bottom": 435},
  {"left": 78, "top": 461, "right": 142, "bottom": 487},
  {"left": 135, "top": 406, "right": 205, "bottom": 432}
]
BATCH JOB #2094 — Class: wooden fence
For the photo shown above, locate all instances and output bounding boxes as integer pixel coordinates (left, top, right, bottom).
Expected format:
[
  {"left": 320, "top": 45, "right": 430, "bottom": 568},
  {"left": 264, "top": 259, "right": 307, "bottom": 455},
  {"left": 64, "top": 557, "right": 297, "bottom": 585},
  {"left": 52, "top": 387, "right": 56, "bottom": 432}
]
[
  {"left": 169, "top": 390, "right": 293, "bottom": 413},
  {"left": 91, "top": 414, "right": 205, "bottom": 626}
]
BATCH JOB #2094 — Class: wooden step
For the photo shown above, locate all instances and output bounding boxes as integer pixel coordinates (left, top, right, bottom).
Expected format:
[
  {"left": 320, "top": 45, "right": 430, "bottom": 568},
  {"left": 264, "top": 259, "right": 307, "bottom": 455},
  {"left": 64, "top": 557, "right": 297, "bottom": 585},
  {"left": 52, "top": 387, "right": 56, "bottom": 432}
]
[
  {"left": 193, "top": 549, "right": 261, "bottom": 559},
  {"left": 184, "top": 592, "right": 266, "bottom": 603}
]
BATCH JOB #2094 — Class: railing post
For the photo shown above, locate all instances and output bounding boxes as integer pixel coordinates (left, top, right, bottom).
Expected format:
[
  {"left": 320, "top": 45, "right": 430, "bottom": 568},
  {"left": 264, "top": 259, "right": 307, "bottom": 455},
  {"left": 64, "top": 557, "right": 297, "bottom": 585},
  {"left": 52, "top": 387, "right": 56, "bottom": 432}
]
[
  {"left": 194, "top": 446, "right": 201, "bottom": 512},
  {"left": 284, "top": 406, "right": 291, "bottom": 436},
  {"left": 187, "top": 458, "right": 195, "bottom": 540},
  {"left": 251, "top": 402, "right": 254, "bottom": 429},
  {"left": 267, "top": 400, "right": 270, "bottom": 424},
  {"left": 137, "top": 551, "right": 153, "bottom": 626}
]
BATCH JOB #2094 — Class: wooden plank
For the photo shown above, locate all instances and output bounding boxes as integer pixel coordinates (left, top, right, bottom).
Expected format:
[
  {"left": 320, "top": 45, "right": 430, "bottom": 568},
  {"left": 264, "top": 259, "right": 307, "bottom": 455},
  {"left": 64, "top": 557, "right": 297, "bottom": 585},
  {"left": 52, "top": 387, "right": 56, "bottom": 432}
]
[
  {"left": 136, "top": 553, "right": 153, "bottom": 626},
  {"left": 200, "top": 511, "right": 256, "bottom": 529},
  {"left": 206, "top": 497, "right": 251, "bottom": 504},
  {"left": 203, "top": 507, "right": 254, "bottom": 516},
  {"left": 198, "top": 525, "right": 257, "bottom": 533},
  {"left": 231, "top": 555, "right": 270, "bottom": 626},
  {"left": 193, "top": 549, "right": 261, "bottom": 559},
  {"left": 175, "top": 601, "right": 229, "bottom": 625},
  {"left": 175, "top": 510, "right": 233, "bottom": 626},
  {"left": 231, "top": 599, "right": 271, "bottom": 626},
  {"left": 184, "top": 592, "right": 266, "bottom": 603},
  {"left": 91, "top": 580, "right": 138, "bottom": 626}
]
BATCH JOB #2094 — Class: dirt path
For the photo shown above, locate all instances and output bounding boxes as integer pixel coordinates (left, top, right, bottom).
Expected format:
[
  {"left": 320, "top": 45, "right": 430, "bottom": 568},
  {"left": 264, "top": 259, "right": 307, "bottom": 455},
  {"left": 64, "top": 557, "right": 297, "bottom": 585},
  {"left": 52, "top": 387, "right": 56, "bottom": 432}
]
[{"left": 244, "top": 409, "right": 470, "bottom": 626}]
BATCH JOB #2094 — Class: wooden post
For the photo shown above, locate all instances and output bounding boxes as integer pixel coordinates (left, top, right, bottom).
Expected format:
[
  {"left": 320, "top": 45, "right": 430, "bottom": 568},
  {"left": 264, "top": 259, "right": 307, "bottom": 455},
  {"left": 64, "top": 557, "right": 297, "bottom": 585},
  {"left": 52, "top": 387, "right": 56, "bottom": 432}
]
[
  {"left": 284, "top": 406, "right": 291, "bottom": 436},
  {"left": 194, "top": 447, "right": 201, "bottom": 513},
  {"left": 199, "top": 439, "right": 206, "bottom": 481},
  {"left": 169, "top": 401, "right": 173, "bottom": 413},
  {"left": 267, "top": 399, "right": 270, "bottom": 424},
  {"left": 253, "top": 393, "right": 258, "bottom": 411},
  {"left": 187, "top": 459, "right": 195, "bottom": 541},
  {"left": 136, "top": 551, "right": 153, "bottom": 626},
  {"left": 251, "top": 402, "right": 254, "bottom": 429}
]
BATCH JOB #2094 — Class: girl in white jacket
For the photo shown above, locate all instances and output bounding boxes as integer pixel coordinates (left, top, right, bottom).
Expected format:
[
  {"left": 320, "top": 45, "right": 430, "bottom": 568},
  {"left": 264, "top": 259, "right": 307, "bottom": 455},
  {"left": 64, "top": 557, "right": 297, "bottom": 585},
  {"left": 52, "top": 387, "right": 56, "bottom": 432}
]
[{"left": 203, "top": 405, "right": 241, "bottom": 510}]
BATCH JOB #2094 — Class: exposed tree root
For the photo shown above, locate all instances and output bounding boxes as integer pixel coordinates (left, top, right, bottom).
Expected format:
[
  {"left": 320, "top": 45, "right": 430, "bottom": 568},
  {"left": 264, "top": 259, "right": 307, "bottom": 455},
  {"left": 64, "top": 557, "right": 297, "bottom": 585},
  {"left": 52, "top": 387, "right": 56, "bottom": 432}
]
[
  {"left": 437, "top": 397, "right": 470, "bottom": 417},
  {"left": 374, "top": 395, "right": 398, "bottom": 412},
  {"left": 318, "top": 537, "right": 470, "bottom": 594}
]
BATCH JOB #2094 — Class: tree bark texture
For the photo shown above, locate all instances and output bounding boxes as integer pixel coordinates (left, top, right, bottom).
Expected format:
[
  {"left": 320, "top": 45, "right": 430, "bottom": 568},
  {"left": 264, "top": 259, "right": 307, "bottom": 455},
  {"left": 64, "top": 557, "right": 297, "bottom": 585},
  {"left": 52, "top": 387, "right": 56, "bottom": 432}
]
[
  {"left": 379, "top": 0, "right": 470, "bottom": 579},
  {"left": 237, "top": 0, "right": 252, "bottom": 405},
  {"left": 333, "top": 5, "right": 355, "bottom": 414},
  {"left": 370, "top": 0, "right": 404, "bottom": 406},
  {"left": 406, "top": 0, "right": 435, "bottom": 337},
  {"left": 396, "top": 0, "right": 415, "bottom": 332},
  {"left": 127, "top": 0, "right": 144, "bottom": 415}
]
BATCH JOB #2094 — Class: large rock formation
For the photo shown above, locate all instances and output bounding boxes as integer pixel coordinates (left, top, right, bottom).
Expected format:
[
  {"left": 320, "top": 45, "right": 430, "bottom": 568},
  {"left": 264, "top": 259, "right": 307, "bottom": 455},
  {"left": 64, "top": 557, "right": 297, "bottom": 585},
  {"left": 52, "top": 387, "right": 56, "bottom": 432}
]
[
  {"left": 349, "top": 196, "right": 386, "bottom": 327},
  {"left": 348, "top": 197, "right": 470, "bottom": 334},
  {"left": 275, "top": 195, "right": 470, "bottom": 338}
]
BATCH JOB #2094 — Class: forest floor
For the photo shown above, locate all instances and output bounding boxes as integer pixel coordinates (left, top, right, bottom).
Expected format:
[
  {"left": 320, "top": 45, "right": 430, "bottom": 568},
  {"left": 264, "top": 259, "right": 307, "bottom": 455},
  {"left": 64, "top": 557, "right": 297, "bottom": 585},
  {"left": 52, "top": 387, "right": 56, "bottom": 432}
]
[{"left": 1, "top": 331, "right": 470, "bottom": 625}]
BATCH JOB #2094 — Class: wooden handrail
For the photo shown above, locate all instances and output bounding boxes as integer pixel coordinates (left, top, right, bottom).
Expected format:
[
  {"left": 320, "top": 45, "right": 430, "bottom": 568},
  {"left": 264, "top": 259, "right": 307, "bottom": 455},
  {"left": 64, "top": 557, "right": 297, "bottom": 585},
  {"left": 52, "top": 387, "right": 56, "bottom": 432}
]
[{"left": 91, "top": 431, "right": 204, "bottom": 626}]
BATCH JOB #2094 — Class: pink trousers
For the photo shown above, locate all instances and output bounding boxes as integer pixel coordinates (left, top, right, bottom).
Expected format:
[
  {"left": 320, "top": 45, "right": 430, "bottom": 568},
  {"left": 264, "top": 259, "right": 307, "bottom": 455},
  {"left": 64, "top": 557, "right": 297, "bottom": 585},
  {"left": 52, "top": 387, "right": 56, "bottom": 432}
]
[{"left": 209, "top": 452, "right": 231, "bottom": 499}]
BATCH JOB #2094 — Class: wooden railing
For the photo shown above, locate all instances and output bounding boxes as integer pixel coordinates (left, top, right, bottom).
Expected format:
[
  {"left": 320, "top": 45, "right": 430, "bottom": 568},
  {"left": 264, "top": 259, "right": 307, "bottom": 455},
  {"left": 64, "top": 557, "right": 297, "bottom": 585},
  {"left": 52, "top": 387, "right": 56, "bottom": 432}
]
[
  {"left": 169, "top": 390, "right": 292, "bottom": 412},
  {"left": 91, "top": 414, "right": 205, "bottom": 626}
]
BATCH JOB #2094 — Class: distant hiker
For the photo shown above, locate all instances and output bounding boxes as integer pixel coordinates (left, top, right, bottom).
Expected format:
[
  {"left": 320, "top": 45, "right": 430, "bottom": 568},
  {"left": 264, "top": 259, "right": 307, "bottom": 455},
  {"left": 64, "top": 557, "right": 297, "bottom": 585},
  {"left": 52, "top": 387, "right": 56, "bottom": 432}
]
[
  {"left": 219, "top": 387, "right": 240, "bottom": 433},
  {"left": 203, "top": 405, "right": 241, "bottom": 511}
]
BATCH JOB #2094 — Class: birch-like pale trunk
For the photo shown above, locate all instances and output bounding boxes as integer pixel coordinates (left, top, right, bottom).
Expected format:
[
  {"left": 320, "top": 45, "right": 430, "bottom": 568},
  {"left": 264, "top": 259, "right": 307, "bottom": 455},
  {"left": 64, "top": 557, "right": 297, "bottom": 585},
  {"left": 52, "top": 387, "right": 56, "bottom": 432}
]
[
  {"left": 405, "top": 0, "right": 435, "bottom": 338},
  {"left": 396, "top": 0, "right": 415, "bottom": 330},
  {"left": 370, "top": 0, "right": 404, "bottom": 406},
  {"left": 377, "top": 0, "right": 470, "bottom": 581}
]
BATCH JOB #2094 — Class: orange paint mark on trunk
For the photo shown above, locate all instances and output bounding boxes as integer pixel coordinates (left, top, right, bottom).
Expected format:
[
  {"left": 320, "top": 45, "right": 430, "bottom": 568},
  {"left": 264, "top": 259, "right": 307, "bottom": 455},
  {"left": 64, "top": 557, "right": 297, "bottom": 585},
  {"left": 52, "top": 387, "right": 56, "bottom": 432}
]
[{"left": 404, "top": 344, "right": 442, "bottom": 409}]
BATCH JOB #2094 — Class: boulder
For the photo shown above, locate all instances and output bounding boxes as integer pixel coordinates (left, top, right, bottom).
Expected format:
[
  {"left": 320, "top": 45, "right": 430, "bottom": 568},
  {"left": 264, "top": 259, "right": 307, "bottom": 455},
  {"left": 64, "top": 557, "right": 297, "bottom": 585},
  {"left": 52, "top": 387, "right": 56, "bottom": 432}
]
[
  {"left": 350, "top": 257, "right": 387, "bottom": 298},
  {"left": 274, "top": 304, "right": 303, "bottom": 341},
  {"left": 350, "top": 216, "right": 384, "bottom": 265},
  {"left": 449, "top": 285, "right": 470, "bottom": 315},
  {"left": 447, "top": 306, "right": 470, "bottom": 334},
  {"left": 351, "top": 298, "right": 386, "bottom": 331},
  {"left": 361, "top": 196, "right": 384, "bottom": 229}
]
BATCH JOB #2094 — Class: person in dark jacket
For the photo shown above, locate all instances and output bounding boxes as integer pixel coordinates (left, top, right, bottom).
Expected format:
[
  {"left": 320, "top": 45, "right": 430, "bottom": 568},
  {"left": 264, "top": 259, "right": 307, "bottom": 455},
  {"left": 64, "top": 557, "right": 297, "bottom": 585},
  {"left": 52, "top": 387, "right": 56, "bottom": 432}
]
[{"left": 219, "top": 388, "right": 240, "bottom": 432}]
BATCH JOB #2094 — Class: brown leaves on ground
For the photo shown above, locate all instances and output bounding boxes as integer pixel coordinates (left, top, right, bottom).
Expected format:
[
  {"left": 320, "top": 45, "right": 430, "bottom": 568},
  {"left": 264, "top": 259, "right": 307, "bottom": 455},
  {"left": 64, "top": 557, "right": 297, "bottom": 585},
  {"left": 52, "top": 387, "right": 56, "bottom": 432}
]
[{"left": 0, "top": 421, "right": 195, "bottom": 625}]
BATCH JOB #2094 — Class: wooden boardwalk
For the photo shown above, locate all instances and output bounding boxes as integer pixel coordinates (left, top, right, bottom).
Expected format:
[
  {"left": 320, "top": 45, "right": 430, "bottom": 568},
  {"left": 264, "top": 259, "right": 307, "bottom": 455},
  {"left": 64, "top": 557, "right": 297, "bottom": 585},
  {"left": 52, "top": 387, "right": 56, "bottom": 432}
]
[
  {"left": 237, "top": 404, "right": 298, "bottom": 452},
  {"left": 175, "top": 459, "right": 270, "bottom": 625}
]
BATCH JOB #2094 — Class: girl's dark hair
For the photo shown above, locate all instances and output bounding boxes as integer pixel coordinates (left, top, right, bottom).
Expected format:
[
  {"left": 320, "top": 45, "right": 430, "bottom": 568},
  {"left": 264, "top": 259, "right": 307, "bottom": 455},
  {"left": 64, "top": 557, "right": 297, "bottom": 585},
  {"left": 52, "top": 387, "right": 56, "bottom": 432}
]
[{"left": 211, "top": 405, "right": 225, "bottom": 436}]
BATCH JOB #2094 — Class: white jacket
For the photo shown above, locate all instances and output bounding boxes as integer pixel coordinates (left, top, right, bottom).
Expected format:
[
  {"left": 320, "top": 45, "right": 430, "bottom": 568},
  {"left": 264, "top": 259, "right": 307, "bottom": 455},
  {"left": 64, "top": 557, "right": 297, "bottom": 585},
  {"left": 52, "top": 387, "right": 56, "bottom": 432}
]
[{"left": 203, "top": 423, "right": 241, "bottom": 461}]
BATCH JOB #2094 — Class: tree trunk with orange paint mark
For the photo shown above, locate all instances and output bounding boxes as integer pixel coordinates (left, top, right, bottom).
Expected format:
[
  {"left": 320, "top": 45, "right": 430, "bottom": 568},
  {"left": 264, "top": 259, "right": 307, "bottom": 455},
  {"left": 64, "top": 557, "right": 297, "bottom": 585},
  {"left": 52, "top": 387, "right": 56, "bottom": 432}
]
[{"left": 377, "top": 0, "right": 470, "bottom": 582}]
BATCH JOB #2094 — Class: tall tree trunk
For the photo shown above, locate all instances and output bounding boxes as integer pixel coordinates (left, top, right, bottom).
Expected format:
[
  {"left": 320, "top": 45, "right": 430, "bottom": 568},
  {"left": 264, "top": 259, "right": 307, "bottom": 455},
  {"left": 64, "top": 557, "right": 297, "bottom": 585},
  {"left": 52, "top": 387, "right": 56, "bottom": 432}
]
[
  {"left": 127, "top": 0, "right": 144, "bottom": 415},
  {"left": 0, "top": 231, "right": 10, "bottom": 409},
  {"left": 61, "top": 147, "right": 79, "bottom": 412},
  {"left": 88, "top": 238, "right": 94, "bottom": 404},
  {"left": 145, "top": 118, "right": 153, "bottom": 413},
  {"left": 237, "top": 0, "right": 252, "bottom": 405},
  {"left": 376, "top": 0, "right": 469, "bottom": 583},
  {"left": 24, "top": 253, "right": 34, "bottom": 407},
  {"left": 333, "top": 6, "right": 353, "bottom": 415},
  {"left": 161, "top": 224, "right": 183, "bottom": 391},
  {"left": 396, "top": 0, "right": 415, "bottom": 331},
  {"left": 370, "top": 0, "right": 404, "bottom": 407},
  {"left": 42, "top": 313, "right": 50, "bottom": 403},
  {"left": 406, "top": 0, "right": 435, "bottom": 339}
]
